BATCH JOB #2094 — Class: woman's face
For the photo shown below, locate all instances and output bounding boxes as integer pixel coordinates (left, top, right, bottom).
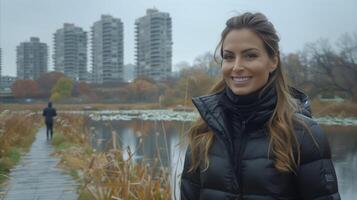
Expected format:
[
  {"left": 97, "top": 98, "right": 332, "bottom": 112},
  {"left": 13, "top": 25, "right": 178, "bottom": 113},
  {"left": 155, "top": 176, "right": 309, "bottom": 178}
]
[{"left": 221, "top": 28, "right": 278, "bottom": 95}]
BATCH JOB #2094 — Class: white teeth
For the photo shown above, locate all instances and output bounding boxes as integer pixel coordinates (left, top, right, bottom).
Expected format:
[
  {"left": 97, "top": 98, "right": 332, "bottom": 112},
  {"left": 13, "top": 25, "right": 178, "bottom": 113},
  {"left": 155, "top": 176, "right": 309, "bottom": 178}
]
[{"left": 232, "top": 77, "right": 251, "bottom": 81}]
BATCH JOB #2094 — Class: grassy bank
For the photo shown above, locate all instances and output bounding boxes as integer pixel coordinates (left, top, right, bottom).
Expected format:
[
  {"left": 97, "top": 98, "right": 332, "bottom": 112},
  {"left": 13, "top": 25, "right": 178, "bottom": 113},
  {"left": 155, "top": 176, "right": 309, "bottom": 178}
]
[
  {"left": 311, "top": 100, "right": 357, "bottom": 117},
  {"left": 0, "top": 111, "right": 41, "bottom": 187},
  {"left": 2, "top": 99, "right": 357, "bottom": 117},
  {"left": 1, "top": 103, "right": 162, "bottom": 112},
  {"left": 52, "top": 114, "right": 171, "bottom": 200},
  {"left": 321, "top": 124, "right": 357, "bottom": 134}
]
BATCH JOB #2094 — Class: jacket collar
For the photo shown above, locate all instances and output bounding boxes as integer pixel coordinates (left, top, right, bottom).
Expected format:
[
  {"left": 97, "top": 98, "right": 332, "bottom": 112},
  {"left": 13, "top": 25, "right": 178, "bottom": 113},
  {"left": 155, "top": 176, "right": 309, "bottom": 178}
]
[
  {"left": 289, "top": 87, "right": 312, "bottom": 118},
  {"left": 192, "top": 91, "right": 232, "bottom": 144},
  {"left": 192, "top": 86, "right": 312, "bottom": 136}
]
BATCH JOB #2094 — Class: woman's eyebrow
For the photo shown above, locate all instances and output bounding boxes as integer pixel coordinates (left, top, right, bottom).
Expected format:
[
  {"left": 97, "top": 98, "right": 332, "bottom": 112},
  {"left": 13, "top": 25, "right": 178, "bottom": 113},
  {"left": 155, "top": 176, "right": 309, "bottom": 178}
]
[
  {"left": 223, "top": 48, "right": 259, "bottom": 54},
  {"left": 242, "top": 48, "right": 259, "bottom": 53},
  {"left": 222, "top": 50, "right": 234, "bottom": 54}
]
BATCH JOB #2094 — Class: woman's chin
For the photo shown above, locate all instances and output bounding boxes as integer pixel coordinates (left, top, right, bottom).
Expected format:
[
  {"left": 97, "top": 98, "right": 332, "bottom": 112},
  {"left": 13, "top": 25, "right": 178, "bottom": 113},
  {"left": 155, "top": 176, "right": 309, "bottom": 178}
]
[{"left": 230, "top": 87, "right": 252, "bottom": 96}]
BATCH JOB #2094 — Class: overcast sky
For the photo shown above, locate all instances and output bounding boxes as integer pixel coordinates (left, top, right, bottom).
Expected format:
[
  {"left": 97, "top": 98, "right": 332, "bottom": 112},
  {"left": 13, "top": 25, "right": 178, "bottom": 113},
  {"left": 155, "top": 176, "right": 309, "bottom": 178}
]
[{"left": 1, "top": 0, "right": 356, "bottom": 76}]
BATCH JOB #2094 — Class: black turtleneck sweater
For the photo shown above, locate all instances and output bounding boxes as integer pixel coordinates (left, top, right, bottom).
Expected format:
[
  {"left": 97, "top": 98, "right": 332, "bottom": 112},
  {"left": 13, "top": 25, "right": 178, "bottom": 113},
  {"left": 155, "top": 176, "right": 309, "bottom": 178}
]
[
  {"left": 218, "top": 82, "right": 277, "bottom": 178},
  {"left": 219, "top": 82, "right": 277, "bottom": 134}
]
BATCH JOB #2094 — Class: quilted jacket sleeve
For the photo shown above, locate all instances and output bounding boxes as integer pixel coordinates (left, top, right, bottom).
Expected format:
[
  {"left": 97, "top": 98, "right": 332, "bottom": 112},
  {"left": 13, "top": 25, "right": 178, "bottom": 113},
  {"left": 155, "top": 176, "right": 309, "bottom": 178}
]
[
  {"left": 181, "top": 147, "right": 201, "bottom": 200},
  {"left": 297, "top": 122, "right": 341, "bottom": 200}
]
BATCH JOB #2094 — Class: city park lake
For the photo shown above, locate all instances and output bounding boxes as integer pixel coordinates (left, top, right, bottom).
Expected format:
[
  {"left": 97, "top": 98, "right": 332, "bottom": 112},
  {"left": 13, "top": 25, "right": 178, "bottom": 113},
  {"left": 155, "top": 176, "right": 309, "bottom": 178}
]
[
  {"left": 1, "top": 109, "right": 356, "bottom": 199},
  {"left": 86, "top": 109, "right": 357, "bottom": 199}
]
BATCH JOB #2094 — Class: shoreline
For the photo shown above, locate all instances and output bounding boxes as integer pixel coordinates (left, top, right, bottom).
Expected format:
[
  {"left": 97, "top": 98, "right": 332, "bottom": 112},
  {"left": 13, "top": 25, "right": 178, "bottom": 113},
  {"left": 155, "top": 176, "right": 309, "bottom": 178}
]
[{"left": 1, "top": 100, "right": 356, "bottom": 117}]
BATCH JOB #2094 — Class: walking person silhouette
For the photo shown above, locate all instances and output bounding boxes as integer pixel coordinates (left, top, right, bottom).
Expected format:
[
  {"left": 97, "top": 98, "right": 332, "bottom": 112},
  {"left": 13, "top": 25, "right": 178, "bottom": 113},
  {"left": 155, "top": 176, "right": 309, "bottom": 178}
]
[{"left": 42, "top": 102, "right": 57, "bottom": 140}]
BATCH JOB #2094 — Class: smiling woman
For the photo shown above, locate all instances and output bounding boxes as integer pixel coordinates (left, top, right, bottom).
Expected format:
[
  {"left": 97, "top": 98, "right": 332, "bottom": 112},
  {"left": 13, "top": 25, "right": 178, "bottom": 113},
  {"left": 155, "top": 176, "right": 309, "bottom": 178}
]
[
  {"left": 221, "top": 28, "right": 278, "bottom": 95},
  {"left": 180, "top": 12, "right": 341, "bottom": 200}
]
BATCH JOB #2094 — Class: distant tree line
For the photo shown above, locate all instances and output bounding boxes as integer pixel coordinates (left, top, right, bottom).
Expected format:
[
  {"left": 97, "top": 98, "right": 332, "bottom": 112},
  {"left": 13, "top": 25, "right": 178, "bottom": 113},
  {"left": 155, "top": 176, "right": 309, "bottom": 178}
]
[
  {"left": 11, "top": 72, "right": 94, "bottom": 102},
  {"left": 283, "top": 33, "right": 357, "bottom": 101},
  {"left": 11, "top": 32, "right": 357, "bottom": 103}
]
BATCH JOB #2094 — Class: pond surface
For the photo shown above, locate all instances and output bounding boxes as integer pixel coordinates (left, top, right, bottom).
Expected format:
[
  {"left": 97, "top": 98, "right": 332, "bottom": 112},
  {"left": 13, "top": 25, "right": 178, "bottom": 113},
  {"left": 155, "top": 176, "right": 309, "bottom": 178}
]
[{"left": 89, "top": 119, "right": 357, "bottom": 200}]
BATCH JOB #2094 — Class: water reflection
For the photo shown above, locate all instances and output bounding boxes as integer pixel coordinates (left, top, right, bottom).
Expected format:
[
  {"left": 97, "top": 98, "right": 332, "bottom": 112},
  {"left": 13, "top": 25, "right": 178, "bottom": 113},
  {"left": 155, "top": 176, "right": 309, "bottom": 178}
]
[
  {"left": 89, "top": 120, "right": 356, "bottom": 200},
  {"left": 89, "top": 120, "right": 187, "bottom": 199},
  {"left": 323, "top": 125, "right": 357, "bottom": 200}
]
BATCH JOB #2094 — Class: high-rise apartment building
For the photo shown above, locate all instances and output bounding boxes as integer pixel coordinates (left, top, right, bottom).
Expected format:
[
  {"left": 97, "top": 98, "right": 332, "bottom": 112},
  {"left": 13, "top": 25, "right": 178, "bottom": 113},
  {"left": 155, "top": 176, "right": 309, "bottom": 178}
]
[
  {"left": 135, "top": 8, "right": 172, "bottom": 81},
  {"left": 91, "top": 15, "right": 124, "bottom": 83},
  {"left": 53, "top": 23, "right": 87, "bottom": 81},
  {"left": 16, "top": 37, "right": 48, "bottom": 80}
]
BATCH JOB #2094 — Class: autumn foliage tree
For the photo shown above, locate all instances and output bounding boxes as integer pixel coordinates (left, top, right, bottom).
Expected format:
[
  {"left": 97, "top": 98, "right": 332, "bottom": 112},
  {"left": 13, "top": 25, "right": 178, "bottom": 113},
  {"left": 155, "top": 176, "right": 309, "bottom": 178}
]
[
  {"left": 160, "top": 68, "right": 217, "bottom": 106},
  {"left": 11, "top": 80, "right": 39, "bottom": 98},
  {"left": 180, "top": 68, "right": 217, "bottom": 96},
  {"left": 125, "top": 79, "right": 160, "bottom": 102},
  {"left": 77, "top": 82, "right": 91, "bottom": 96},
  {"left": 50, "top": 77, "right": 74, "bottom": 101},
  {"left": 36, "top": 72, "right": 64, "bottom": 97},
  {"left": 71, "top": 81, "right": 92, "bottom": 97}
]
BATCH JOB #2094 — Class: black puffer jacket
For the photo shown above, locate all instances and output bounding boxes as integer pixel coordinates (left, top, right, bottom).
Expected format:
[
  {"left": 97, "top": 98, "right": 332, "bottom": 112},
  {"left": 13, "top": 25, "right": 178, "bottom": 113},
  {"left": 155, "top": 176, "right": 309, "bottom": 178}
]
[{"left": 180, "top": 88, "right": 340, "bottom": 200}]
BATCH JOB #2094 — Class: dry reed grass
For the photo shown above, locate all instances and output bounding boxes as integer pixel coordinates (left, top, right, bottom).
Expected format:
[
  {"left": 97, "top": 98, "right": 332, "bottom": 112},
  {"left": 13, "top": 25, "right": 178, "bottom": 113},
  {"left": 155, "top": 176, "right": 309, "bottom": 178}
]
[
  {"left": 0, "top": 111, "right": 41, "bottom": 187},
  {"left": 311, "top": 99, "right": 357, "bottom": 117},
  {"left": 52, "top": 114, "right": 171, "bottom": 200}
]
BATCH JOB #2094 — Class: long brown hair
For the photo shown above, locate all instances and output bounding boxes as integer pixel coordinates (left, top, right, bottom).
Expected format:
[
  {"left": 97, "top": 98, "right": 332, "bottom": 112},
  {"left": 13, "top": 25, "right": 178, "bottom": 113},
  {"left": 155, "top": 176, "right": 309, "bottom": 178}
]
[{"left": 188, "top": 12, "right": 308, "bottom": 173}]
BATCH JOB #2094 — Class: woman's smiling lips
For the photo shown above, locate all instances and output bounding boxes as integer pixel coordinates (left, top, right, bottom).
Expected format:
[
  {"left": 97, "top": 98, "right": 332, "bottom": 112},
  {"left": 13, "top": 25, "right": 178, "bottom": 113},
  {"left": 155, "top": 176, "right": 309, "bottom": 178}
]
[{"left": 231, "top": 76, "right": 253, "bottom": 85}]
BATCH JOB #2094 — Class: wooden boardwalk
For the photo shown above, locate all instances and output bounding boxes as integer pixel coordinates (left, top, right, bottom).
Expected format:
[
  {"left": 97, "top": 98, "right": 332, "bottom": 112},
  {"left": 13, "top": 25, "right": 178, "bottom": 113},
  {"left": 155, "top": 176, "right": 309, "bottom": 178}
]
[{"left": 2, "top": 127, "right": 78, "bottom": 200}]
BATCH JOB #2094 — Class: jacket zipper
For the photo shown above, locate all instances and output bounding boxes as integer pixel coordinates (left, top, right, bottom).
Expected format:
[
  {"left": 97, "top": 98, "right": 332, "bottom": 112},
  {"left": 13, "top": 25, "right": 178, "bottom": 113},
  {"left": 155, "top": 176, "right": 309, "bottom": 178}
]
[
  {"left": 236, "top": 120, "right": 247, "bottom": 199},
  {"left": 216, "top": 129, "right": 240, "bottom": 192}
]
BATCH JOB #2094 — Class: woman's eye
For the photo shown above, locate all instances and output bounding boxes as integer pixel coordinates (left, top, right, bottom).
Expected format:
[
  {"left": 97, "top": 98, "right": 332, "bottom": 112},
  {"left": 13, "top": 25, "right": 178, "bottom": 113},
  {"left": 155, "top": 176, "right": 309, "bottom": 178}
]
[
  {"left": 223, "top": 55, "right": 234, "bottom": 60},
  {"left": 245, "top": 54, "right": 258, "bottom": 59}
]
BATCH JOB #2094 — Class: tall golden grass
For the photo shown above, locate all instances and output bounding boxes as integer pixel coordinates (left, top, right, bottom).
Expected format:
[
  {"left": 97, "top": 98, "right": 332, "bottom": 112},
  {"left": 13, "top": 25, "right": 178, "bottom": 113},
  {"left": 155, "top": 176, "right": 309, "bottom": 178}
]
[
  {"left": 0, "top": 111, "right": 41, "bottom": 187},
  {"left": 52, "top": 114, "right": 171, "bottom": 200},
  {"left": 311, "top": 100, "right": 357, "bottom": 117}
]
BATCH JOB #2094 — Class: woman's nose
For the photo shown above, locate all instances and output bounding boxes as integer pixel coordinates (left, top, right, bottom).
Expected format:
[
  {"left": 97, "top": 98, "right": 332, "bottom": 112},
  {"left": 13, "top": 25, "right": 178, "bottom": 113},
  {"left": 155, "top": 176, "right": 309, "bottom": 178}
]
[{"left": 232, "top": 58, "right": 244, "bottom": 71}]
